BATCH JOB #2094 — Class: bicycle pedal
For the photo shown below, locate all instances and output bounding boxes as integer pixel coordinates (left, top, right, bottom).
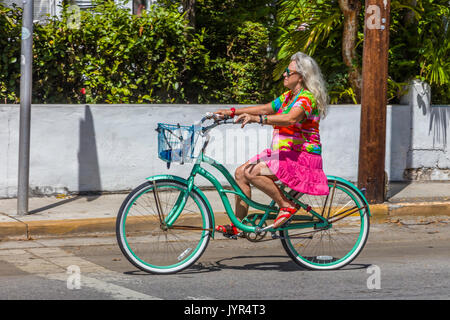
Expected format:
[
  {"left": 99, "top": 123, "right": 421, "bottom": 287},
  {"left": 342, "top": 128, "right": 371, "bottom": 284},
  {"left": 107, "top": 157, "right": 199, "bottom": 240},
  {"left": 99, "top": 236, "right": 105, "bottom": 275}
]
[
  {"left": 270, "top": 232, "right": 287, "bottom": 240},
  {"left": 222, "top": 233, "right": 238, "bottom": 240}
]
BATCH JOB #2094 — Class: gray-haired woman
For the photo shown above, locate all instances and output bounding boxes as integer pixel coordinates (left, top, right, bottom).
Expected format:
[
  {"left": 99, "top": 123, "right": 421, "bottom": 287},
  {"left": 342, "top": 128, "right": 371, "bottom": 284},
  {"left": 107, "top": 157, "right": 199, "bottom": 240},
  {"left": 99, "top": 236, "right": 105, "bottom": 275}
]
[{"left": 214, "top": 52, "right": 330, "bottom": 236}]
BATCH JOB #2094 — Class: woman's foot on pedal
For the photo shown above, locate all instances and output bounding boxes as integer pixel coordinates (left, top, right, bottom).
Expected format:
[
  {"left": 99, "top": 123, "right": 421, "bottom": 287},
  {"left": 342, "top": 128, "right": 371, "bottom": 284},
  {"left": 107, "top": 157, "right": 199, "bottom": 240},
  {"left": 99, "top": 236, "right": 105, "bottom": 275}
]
[
  {"left": 216, "top": 224, "right": 240, "bottom": 239},
  {"left": 273, "top": 207, "right": 298, "bottom": 229}
]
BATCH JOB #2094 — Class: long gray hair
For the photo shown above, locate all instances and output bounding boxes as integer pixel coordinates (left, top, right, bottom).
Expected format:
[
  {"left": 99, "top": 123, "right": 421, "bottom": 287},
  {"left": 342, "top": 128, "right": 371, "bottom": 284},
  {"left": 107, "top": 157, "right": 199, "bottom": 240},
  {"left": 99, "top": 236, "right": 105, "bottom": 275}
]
[{"left": 291, "top": 52, "right": 329, "bottom": 118}]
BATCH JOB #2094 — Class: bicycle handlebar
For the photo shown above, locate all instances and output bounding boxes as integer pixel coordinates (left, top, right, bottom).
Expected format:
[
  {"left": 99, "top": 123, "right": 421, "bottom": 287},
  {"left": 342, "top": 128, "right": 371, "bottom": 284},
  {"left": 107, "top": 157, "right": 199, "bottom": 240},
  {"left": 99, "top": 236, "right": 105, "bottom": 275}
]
[
  {"left": 202, "top": 112, "right": 234, "bottom": 123},
  {"left": 200, "top": 112, "right": 236, "bottom": 133}
]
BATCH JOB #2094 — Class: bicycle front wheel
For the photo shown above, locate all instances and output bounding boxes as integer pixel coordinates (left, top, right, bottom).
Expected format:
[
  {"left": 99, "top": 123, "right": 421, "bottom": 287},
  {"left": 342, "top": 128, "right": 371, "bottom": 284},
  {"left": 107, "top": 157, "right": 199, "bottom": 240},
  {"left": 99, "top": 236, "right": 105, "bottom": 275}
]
[
  {"left": 280, "top": 179, "right": 370, "bottom": 270},
  {"left": 116, "top": 179, "right": 212, "bottom": 274}
]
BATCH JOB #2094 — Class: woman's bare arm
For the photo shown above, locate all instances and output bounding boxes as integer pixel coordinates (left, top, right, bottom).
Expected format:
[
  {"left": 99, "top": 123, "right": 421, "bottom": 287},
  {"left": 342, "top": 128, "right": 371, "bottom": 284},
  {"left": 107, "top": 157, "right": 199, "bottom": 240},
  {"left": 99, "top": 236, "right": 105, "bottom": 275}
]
[
  {"left": 214, "top": 102, "right": 275, "bottom": 118},
  {"left": 235, "top": 107, "right": 306, "bottom": 128},
  {"left": 264, "top": 107, "right": 305, "bottom": 126},
  {"left": 234, "top": 102, "right": 275, "bottom": 116}
]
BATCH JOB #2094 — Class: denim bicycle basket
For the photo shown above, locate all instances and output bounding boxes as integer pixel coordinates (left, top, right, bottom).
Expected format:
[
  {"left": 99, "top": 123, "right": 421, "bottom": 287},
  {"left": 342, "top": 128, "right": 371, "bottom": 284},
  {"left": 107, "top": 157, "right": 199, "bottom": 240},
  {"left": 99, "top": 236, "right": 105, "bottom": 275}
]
[{"left": 156, "top": 123, "right": 201, "bottom": 166}]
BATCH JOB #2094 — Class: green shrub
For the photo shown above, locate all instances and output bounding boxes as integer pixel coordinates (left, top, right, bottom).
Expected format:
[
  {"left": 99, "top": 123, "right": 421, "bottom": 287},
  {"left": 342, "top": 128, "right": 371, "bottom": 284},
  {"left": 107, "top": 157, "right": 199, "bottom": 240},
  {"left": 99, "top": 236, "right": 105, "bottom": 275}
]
[
  {"left": 2, "top": 0, "right": 447, "bottom": 105},
  {"left": 0, "top": 0, "right": 276, "bottom": 105},
  {"left": 276, "top": 0, "right": 449, "bottom": 104},
  {"left": 389, "top": 0, "right": 449, "bottom": 104},
  {"left": 185, "top": 0, "right": 278, "bottom": 104},
  {"left": 1, "top": 1, "right": 209, "bottom": 104},
  {"left": 0, "top": 3, "right": 21, "bottom": 103},
  {"left": 200, "top": 21, "right": 275, "bottom": 104}
]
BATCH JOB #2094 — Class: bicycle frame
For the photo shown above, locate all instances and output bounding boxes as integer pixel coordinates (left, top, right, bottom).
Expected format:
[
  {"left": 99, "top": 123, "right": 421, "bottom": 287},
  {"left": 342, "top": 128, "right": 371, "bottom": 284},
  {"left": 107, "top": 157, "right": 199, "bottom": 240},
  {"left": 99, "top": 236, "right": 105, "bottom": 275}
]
[{"left": 152, "top": 150, "right": 331, "bottom": 236}]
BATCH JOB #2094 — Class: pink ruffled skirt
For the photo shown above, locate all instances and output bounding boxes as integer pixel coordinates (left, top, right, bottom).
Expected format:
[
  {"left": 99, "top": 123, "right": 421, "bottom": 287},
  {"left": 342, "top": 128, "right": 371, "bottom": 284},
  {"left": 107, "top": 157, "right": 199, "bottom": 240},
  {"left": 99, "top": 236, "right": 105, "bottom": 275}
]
[{"left": 248, "top": 148, "right": 330, "bottom": 196}]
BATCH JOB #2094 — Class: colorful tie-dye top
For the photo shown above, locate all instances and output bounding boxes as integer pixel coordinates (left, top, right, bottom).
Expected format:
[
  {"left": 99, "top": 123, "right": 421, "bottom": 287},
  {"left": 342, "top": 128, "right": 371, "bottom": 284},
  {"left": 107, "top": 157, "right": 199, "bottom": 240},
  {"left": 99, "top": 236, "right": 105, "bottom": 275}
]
[{"left": 270, "top": 89, "right": 322, "bottom": 155}]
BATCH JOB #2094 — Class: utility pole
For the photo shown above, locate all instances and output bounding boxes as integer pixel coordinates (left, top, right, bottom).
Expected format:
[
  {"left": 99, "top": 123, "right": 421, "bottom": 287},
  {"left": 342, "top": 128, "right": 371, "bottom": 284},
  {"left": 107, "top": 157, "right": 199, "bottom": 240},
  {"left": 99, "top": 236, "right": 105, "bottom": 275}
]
[
  {"left": 17, "top": 0, "right": 34, "bottom": 215},
  {"left": 358, "top": 0, "right": 391, "bottom": 203}
]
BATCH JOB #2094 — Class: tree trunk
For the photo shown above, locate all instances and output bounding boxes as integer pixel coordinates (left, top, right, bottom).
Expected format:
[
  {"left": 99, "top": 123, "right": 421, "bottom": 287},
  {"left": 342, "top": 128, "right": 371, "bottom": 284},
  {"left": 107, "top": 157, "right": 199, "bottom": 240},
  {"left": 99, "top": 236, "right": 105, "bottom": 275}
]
[
  {"left": 182, "top": 0, "right": 196, "bottom": 29},
  {"left": 358, "top": 0, "right": 391, "bottom": 203},
  {"left": 403, "top": 0, "right": 417, "bottom": 25},
  {"left": 339, "top": 0, "right": 362, "bottom": 103}
]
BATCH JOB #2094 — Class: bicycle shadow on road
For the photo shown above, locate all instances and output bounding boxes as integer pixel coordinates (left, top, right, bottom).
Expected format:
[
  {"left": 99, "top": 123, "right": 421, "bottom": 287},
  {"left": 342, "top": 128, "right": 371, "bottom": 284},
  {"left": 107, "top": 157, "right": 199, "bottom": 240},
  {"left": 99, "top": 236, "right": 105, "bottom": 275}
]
[
  {"left": 123, "top": 255, "right": 371, "bottom": 276},
  {"left": 208, "top": 255, "right": 371, "bottom": 272},
  {"left": 211, "top": 255, "right": 302, "bottom": 272}
]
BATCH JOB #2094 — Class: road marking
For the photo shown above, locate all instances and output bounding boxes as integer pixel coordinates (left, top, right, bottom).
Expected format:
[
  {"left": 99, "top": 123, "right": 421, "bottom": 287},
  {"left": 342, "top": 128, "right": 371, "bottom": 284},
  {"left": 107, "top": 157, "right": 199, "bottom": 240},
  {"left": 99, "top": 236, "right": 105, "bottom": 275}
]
[
  {"left": 45, "top": 273, "right": 160, "bottom": 300},
  {"left": 0, "top": 247, "right": 162, "bottom": 300}
]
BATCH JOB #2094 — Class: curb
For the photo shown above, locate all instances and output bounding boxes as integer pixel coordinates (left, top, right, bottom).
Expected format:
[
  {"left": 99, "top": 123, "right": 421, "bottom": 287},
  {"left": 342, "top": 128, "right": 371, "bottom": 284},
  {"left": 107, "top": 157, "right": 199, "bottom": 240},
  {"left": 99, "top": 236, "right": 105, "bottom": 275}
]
[
  {"left": 0, "top": 217, "right": 117, "bottom": 241},
  {"left": 370, "top": 201, "right": 450, "bottom": 220},
  {"left": 0, "top": 201, "right": 449, "bottom": 241}
]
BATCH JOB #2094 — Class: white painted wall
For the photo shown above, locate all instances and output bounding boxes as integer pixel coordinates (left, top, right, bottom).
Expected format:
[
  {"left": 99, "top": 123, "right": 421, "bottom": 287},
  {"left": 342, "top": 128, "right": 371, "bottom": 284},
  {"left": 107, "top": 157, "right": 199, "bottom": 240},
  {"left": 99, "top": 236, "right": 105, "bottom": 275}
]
[{"left": 1, "top": 101, "right": 448, "bottom": 198}]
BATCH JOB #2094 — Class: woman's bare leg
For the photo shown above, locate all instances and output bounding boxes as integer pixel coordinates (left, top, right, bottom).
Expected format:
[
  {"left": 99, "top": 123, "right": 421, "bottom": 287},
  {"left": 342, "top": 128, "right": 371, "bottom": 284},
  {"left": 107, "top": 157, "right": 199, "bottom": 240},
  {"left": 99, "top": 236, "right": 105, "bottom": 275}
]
[
  {"left": 234, "top": 161, "right": 297, "bottom": 224},
  {"left": 234, "top": 162, "right": 252, "bottom": 220},
  {"left": 243, "top": 162, "right": 296, "bottom": 210}
]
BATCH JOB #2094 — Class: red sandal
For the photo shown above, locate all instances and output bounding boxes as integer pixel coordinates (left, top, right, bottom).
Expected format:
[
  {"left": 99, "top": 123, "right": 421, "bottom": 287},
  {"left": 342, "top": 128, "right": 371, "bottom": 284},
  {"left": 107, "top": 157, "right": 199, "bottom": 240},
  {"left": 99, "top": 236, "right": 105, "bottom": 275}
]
[{"left": 273, "top": 207, "right": 298, "bottom": 229}]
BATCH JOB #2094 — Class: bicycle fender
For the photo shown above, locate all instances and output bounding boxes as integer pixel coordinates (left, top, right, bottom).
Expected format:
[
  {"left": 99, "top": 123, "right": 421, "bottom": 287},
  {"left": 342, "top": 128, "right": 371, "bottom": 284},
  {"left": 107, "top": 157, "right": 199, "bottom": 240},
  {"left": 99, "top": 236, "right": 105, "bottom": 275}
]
[
  {"left": 146, "top": 175, "right": 216, "bottom": 237},
  {"left": 326, "top": 175, "right": 372, "bottom": 217}
]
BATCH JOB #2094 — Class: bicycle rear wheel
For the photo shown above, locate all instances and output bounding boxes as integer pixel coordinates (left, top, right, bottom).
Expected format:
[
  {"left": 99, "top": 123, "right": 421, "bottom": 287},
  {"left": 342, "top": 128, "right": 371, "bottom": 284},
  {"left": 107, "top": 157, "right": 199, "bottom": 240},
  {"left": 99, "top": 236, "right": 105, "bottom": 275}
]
[
  {"left": 280, "top": 179, "right": 370, "bottom": 270},
  {"left": 116, "top": 179, "right": 212, "bottom": 274}
]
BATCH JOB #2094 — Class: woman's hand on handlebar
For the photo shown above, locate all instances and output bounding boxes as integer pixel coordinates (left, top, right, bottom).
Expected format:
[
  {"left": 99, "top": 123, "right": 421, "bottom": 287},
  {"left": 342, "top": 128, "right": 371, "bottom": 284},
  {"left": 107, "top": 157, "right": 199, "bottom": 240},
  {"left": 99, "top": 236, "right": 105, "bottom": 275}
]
[
  {"left": 213, "top": 109, "right": 232, "bottom": 120},
  {"left": 235, "top": 113, "right": 259, "bottom": 128},
  {"left": 210, "top": 108, "right": 260, "bottom": 128}
]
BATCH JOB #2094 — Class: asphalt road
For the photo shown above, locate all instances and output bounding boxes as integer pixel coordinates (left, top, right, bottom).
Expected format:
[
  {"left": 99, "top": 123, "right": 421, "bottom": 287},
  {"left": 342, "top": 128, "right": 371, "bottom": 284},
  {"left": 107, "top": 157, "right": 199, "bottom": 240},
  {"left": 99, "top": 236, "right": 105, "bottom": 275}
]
[{"left": 0, "top": 216, "right": 449, "bottom": 301}]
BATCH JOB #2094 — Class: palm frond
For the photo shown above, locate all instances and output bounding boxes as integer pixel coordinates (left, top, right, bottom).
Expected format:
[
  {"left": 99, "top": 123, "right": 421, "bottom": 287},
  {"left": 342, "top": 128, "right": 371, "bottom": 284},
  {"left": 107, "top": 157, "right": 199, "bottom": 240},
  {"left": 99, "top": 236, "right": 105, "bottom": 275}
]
[{"left": 274, "top": 0, "right": 342, "bottom": 79}]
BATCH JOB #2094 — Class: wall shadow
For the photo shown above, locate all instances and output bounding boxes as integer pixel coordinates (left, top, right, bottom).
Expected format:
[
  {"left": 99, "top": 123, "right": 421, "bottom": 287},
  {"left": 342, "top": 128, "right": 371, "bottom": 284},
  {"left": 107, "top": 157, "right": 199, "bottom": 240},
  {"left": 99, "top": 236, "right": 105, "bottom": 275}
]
[
  {"left": 398, "top": 80, "right": 449, "bottom": 185},
  {"left": 389, "top": 105, "right": 412, "bottom": 198},
  {"left": 78, "top": 105, "right": 102, "bottom": 201},
  {"left": 414, "top": 80, "right": 449, "bottom": 148},
  {"left": 427, "top": 105, "right": 449, "bottom": 148},
  {"left": 27, "top": 105, "right": 102, "bottom": 214}
]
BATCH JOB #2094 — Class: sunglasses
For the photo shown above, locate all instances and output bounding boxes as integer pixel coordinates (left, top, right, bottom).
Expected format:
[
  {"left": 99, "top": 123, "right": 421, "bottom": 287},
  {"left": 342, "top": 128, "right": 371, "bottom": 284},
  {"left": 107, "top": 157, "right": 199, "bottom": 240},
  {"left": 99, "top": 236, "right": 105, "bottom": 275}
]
[{"left": 284, "top": 67, "right": 299, "bottom": 77}]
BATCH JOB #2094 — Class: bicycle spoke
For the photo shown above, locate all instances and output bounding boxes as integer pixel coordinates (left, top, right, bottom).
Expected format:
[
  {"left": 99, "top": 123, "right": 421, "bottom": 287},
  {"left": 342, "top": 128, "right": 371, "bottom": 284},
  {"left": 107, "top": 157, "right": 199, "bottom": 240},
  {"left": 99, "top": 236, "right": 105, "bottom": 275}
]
[
  {"left": 280, "top": 179, "right": 369, "bottom": 270},
  {"left": 117, "top": 180, "right": 211, "bottom": 274}
]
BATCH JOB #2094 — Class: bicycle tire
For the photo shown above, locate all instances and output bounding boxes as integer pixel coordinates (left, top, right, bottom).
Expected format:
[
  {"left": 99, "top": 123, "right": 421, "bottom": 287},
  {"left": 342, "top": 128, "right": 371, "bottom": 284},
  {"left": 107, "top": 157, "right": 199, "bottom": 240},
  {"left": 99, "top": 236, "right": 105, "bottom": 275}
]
[
  {"left": 116, "top": 179, "right": 212, "bottom": 274},
  {"left": 280, "top": 178, "right": 370, "bottom": 270}
]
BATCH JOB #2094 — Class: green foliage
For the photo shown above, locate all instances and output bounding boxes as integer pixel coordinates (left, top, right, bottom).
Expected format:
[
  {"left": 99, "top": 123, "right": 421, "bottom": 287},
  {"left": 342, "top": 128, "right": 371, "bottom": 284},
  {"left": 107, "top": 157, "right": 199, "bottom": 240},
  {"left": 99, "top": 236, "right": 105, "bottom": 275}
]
[
  {"left": 1, "top": 1, "right": 208, "bottom": 103},
  {"left": 1, "top": 0, "right": 448, "bottom": 104},
  {"left": 0, "top": 0, "right": 277, "bottom": 104},
  {"left": 276, "top": 0, "right": 359, "bottom": 104},
  {"left": 276, "top": 0, "right": 449, "bottom": 104},
  {"left": 389, "top": 0, "right": 450, "bottom": 104},
  {"left": 0, "top": 3, "right": 21, "bottom": 103},
  {"left": 199, "top": 21, "right": 275, "bottom": 103},
  {"left": 183, "top": 0, "right": 278, "bottom": 103},
  {"left": 275, "top": 0, "right": 344, "bottom": 76}
]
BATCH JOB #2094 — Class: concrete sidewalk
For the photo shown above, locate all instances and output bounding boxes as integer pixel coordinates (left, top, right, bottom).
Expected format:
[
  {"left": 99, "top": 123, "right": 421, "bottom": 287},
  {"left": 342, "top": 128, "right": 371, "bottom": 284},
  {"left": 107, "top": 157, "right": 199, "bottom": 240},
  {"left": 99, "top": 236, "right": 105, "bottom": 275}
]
[{"left": 0, "top": 181, "right": 449, "bottom": 241}]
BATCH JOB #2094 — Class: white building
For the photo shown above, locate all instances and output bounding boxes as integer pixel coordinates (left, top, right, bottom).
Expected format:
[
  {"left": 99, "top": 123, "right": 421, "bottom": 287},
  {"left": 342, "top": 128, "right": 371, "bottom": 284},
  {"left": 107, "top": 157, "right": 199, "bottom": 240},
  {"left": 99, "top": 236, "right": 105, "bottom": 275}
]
[{"left": 0, "top": 0, "right": 158, "bottom": 22}]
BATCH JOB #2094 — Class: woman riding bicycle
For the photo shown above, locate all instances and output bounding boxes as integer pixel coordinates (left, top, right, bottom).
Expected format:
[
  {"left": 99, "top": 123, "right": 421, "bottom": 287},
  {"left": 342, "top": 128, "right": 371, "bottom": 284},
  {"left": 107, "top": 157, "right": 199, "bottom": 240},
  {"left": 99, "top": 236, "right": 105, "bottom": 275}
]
[{"left": 214, "top": 51, "right": 330, "bottom": 235}]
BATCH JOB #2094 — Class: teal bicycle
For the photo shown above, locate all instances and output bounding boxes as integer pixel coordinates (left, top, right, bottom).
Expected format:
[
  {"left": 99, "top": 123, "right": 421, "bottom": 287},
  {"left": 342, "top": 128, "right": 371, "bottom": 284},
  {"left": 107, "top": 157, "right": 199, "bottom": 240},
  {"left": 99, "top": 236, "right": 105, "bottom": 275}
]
[{"left": 116, "top": 113, "right": 371, "bottom": 274}]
